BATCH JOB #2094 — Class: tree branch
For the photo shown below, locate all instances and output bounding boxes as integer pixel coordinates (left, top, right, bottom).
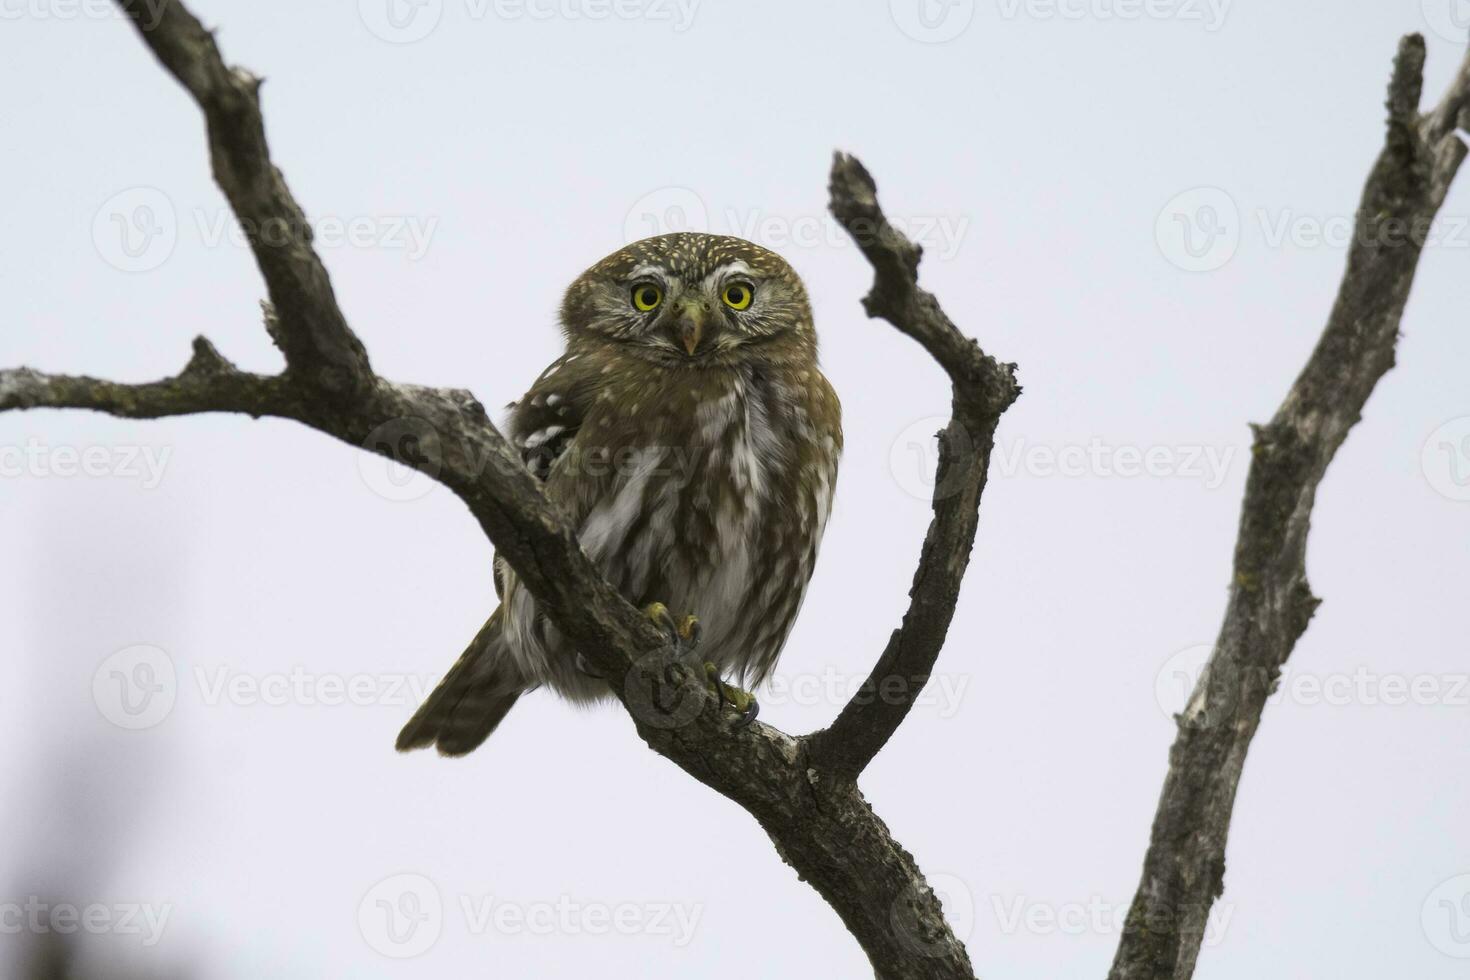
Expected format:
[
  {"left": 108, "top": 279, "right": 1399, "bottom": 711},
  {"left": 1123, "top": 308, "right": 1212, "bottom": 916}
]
[
  {"left": 4, "top": 6, "right": 1000, "bottom": 976},
  {"left": 1108, "top": 34, "right": 1470, "bottom": 980},
  {"left": 0, "top": 337, "right": 286, "bottom": 419},
  {"left": 806, "top": 154, "right": 1020, "bottom": 780},
  {"left": 118, "top": 0, "right": 372, "bottom": 395}
]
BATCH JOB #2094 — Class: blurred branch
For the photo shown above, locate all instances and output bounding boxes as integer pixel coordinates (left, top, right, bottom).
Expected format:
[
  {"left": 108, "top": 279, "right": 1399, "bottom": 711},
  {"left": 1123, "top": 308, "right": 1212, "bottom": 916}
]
[{"left": 1108, "top": 34, "right": 1470, "bottom": 980}]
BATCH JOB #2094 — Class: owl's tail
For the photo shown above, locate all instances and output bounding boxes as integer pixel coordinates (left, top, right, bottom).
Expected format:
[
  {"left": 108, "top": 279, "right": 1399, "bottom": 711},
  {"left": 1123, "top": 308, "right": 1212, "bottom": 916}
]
[{"left": 396, "top": 609, "right": 525, "bottom": 757}]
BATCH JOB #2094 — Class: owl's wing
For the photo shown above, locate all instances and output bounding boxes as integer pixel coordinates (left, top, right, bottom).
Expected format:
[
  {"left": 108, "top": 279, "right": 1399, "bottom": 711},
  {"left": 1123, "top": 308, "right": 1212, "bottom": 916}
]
[
  {"left": 491, "top": 352, "right": 604, "bottom": 601},
  {"left": 506, "top": 352, "right": 594, "bottom": 483}
]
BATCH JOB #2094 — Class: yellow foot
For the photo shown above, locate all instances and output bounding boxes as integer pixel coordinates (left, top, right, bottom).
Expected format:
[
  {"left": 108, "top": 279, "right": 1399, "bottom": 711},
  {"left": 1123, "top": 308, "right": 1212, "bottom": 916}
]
[
  {"left": 705, "top": 662, "right": 759, "bottom": 727},
  {"left": 643, "top": 601, "right": 675, "bottom": 635}
]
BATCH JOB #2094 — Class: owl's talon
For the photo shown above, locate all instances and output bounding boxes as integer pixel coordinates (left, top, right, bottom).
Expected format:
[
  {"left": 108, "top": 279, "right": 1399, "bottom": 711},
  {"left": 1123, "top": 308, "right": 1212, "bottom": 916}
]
[
  {"left": 574, "top": 651, "right": 604, "bottom": 679},
  {"left": 643, "top": 602, "right": 678, "bottom": 644},
  {"left": 704, "top": 662, "right": 759, "bottom": 726},
  {"left": 677, "top": 614, "right": 701, "bottom": 648}
]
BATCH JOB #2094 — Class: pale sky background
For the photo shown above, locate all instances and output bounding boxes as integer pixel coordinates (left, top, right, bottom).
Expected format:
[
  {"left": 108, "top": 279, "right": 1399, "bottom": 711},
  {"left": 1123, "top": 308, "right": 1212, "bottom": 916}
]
[{"left": 4, "top": 1, "right": 1470, "bottom": 977}]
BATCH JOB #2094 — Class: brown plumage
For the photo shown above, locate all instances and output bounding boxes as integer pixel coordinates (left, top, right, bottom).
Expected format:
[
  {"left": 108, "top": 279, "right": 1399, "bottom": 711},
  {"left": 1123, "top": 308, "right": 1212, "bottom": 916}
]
[{"left": 398, "top": 233, "right": 842, "bottom": 756}]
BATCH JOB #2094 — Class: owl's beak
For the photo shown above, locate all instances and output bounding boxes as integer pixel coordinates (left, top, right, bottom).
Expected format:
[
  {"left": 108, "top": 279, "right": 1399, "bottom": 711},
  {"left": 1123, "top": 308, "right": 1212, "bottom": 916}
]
[{"left": 673, "top": 300, "right": 705, "bottom": 356}]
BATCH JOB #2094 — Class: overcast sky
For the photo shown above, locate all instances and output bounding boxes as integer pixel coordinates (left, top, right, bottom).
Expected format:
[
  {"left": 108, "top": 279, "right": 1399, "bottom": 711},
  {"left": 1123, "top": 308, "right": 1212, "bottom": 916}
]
[{"left": 4, "top": 1, "right": 1470, "bottom": 977}]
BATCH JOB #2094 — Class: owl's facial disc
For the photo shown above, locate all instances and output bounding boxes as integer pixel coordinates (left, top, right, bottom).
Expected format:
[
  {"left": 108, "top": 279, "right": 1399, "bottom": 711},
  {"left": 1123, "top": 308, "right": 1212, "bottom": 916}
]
[
  {"left": 561, "top": 234, "right": 813, "bottom": 363},
  {"left": 619, "top": 261, "right": 763, "bottom": 359}
]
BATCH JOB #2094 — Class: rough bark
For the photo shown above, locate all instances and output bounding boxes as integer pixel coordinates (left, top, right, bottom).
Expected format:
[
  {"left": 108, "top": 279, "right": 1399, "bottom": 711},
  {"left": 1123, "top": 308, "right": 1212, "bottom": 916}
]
[
  {"left": 1107, "top": 35, "right": 1470, "bottom": 980},
  {"left": 808, "top": 155, "right": 1020, "bottom": 780}
]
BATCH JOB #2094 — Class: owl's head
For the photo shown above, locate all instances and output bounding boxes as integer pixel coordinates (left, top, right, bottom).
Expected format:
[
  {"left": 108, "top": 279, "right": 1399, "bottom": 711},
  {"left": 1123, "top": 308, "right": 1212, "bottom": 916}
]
[{"left": 560, "top": 233, "right": 814, "bottom": 365}]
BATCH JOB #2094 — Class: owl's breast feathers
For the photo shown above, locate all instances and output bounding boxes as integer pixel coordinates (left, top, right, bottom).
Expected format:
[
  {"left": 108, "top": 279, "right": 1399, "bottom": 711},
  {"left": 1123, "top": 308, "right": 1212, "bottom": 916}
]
[{"left": 503, "top": 348, "right": 841, "bottom": 688}]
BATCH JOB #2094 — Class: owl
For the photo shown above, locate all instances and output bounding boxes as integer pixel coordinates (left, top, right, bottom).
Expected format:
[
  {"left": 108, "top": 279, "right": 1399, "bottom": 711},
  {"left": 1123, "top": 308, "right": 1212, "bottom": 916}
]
[{"left": 397, "top": 233, "right": 842, "bottom": 756}]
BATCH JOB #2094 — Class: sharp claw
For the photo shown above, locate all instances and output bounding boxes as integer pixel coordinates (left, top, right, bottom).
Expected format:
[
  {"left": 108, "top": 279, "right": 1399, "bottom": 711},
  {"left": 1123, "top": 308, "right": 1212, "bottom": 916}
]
[
  {"left": 643, "top": 602, "right": 678, "bottom": 643},
  {"left": 575, "top": 651, "right": 604, "bottom": 679},
  {"left": 703, "top": 662, "right": 758, "bottom": 727},
  {"left": 677, "top": 614, "right": 701, "bottom": 648},
  {"left": 733, "top": 698, "right": 759, "bottom": 729}
]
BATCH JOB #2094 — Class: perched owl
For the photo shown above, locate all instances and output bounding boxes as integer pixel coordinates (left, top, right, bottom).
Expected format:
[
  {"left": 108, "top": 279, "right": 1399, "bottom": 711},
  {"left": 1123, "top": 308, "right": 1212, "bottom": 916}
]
[{"left": 397, "top": 233, "right": 842, "bottom": 756}]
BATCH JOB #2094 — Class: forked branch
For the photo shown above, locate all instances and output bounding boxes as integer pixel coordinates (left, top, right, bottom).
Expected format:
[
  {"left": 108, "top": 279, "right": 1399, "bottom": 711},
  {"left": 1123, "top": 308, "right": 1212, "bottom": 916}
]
[{"left": 3, "top": 4, "right": 1016, "bottom": 977}]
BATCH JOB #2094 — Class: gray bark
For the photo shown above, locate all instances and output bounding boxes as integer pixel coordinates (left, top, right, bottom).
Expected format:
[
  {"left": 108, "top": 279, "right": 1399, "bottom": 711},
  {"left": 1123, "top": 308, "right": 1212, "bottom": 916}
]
[{"left": 1108, "top": 35, "right": 1470, "bottom": 980}]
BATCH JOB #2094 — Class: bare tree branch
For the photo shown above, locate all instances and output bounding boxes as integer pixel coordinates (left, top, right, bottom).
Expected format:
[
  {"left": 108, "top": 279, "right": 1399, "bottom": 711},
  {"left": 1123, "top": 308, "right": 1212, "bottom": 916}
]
[
  {"left": 807, "top": 154, "right": 1020, "bottom": 780},
  {"left": 4, "top": 6, "right": 998, "bottom": 976},
  {"left": 117, "top": 0, "right": 371, "bottom": 394},
  {"left": 1108, "top": 34, "right": 1470, "bottom": 980},
  {"left": 0, "top": 337, "right": 286, "bottom": 418}
]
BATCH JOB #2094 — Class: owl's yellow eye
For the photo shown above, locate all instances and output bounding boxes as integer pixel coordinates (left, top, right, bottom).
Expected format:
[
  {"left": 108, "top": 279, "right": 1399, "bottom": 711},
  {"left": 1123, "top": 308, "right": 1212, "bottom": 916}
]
[
  {"left": 631, "top": 283, "right": 662, "bottom": 312},
  {"left": 722, "top": 281, "right": 754, "bottom": 311}
]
